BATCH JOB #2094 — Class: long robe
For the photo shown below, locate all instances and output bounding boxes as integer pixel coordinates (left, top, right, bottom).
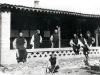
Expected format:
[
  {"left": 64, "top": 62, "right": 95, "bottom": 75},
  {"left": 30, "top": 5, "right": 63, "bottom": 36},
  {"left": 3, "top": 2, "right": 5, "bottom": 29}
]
[
  {"left": 50, "top": 33, "right": 59, "bottom": 48},
  {"left": 30, "top": 34, "right": 42, "bottom": 49},
  {"left": 13, "top": 37, "right": 27, "bottom": 59}
]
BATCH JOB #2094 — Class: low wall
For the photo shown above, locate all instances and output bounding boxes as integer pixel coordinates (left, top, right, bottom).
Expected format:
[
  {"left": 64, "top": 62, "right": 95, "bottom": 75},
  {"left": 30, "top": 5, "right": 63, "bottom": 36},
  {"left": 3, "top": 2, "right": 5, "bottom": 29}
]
[
  {"left": 27, "top": 47, "right": 100, "bottom": 59},
  {"left": 1, "top": 47, "right": 100, "bottom": 65}
]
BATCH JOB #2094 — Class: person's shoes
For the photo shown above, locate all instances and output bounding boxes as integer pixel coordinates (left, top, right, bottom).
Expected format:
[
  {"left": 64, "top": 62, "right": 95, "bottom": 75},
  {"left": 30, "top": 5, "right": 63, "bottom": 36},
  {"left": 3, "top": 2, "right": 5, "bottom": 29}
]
[
  {"left": 17, "top": 58, "right": 20, "bottom": 63},
  {"left": 17, "top": 60, "right": 19, "bottom": 63},
  {"left": 53, "top": 70, "right": 58, "bottom": 73},
  {"left": 84, "top": 60, "right": 89, "bottom": 66},
  {"left": 23, "top": 59, "right": 25, "bottom": 63},
  {"left": 16, "top": 57, "right": 19, "bottom": 60},
  {"left": 86, "top": 62, "right": 89, "bottom": 66},
  {"left": 25, "top": 58, "right": 27, "bottom": 62}
]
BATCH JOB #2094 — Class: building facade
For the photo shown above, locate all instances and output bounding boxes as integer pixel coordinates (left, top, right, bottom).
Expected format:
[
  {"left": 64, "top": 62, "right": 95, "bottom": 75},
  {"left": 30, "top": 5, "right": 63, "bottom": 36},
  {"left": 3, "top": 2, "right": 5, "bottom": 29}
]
[{"left": 0, "top": 3, "right": 100, "bottom": 64}]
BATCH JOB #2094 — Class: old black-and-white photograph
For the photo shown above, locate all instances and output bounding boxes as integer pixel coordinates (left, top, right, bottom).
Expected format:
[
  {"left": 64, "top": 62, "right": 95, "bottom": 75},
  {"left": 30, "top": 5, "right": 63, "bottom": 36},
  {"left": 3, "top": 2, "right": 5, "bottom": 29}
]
[{"left": 0, "top": 0, "right": 100, "bottom": 75}]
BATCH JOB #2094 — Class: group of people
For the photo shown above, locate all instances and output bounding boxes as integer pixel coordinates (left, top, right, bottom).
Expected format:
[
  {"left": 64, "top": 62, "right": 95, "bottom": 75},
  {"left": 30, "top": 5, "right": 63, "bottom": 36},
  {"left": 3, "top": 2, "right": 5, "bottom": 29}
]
[
  {"left": 30, "top": 29, "right": 59, "bottom": 49},
  {"left": 12, "top": 28, "right": 95, "bottom": 73},
  {"left": 47, "top": 31, "right": 96, "bottom": 73},
  {"left": 13, "top": 28, "right": 59, "bottom": 63},
  {"left": 70, "top": 31, "right": 95, "bottom": 65}
]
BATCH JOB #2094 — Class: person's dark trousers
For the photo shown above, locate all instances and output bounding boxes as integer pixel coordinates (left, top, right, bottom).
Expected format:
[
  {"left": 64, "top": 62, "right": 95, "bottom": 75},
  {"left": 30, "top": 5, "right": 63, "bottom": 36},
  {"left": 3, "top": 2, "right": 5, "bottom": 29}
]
[
  {"left": 87, "top": 43, "right": 92, "bottom": 47},
  {"left": 49, "top": 65, "right": 55, "bottom": 72},
  {"left": 83, "top": 45, "right": 89, "bottom": 55},
  {"left": 49, "top": 65, "right": 59, "bottom": 73},
  {"left": 73, "top": 45, "right": 80, "bottom": 55},
  {"left": 82, "top": 45, "right": 89, "bottom": 65}
]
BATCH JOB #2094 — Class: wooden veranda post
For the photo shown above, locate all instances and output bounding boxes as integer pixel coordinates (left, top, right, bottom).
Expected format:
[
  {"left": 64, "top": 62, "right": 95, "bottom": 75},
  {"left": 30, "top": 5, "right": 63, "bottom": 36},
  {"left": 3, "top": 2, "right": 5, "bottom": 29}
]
[
  {"left": 95, "top": 28, "right": 99, "bottom": 47},
  {"left": 56, "top": 17, "right": 61, "bottom": 48},
  {"left": 58, "top": 26, "right": 61, "bottom": 48},
  {"left": 96, "top": 33, "right": 98, "bottom": 47},
  {"left": 0, "top": 10, "right": 1, "bottom": 65}
]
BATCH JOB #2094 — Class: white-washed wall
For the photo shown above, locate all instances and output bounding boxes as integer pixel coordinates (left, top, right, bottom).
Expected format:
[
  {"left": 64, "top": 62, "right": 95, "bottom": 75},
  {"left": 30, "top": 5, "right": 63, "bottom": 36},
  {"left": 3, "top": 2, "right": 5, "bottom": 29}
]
[
  {"left": 0, "top": 10, "right": 13, "bottom": 65},
  {"left": 0, "top": 11, "right": 1, "bottom": 64}
]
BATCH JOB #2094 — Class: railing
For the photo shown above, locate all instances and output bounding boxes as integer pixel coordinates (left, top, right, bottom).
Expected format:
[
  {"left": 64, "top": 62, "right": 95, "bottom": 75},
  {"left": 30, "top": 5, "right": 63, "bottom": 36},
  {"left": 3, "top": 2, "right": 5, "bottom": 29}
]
[
  {"left": 26, "top": 47, "right": 100, "bottom": 59},
  {"left": 4, "top": 47, "right": 100, "bottom": 65}
]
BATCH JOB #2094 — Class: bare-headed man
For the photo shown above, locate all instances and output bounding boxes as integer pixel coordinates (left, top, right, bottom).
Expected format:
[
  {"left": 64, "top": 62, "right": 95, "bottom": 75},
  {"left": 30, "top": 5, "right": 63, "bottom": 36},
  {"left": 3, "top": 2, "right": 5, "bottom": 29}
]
[
  {"left": 79, "top": 33, "right": 89, "bottom": 65},
  {"left": 70, "top": 34, "right": 80, "bottom": 55}
]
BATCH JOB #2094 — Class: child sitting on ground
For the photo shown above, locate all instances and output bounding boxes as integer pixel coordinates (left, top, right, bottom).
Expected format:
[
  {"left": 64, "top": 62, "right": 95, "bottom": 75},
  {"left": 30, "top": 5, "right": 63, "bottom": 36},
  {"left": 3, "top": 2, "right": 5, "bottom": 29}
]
[{"left": 47, "top": 53, "right": 59, "bottom": 73}]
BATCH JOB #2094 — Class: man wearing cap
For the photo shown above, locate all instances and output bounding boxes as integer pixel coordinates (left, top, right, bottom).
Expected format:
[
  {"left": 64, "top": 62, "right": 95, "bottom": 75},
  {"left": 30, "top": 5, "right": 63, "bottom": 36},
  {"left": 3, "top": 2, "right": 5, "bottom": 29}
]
[
  {"left": 79, "top": 33, "right": 89, "bottom": 65},
  {"left": 13, "top": 32, "right": 27, "bottom": 63},
  {"left": 30, "top": 29, "right": 42, "bottom": 49},
  {"left": 50, "top": 29, "right": 59, "bottom": 48},
  {"left": 86, "top": 31, "right": 95, "bottom": 47}
]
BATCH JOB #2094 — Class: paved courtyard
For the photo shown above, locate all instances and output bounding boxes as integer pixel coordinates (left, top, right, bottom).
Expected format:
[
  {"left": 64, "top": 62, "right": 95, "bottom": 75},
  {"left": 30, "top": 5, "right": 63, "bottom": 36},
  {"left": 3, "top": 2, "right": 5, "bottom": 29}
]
[{"left": 1, "top": 57, "right": 100, "bottom": 75}]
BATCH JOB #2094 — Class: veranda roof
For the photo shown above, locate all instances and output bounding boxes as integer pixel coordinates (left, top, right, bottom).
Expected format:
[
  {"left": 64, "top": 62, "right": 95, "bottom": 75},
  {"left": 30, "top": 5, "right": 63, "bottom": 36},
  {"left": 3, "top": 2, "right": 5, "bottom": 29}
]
[{"left": 0, "top": 3, "right": 100, "bottom": 18}]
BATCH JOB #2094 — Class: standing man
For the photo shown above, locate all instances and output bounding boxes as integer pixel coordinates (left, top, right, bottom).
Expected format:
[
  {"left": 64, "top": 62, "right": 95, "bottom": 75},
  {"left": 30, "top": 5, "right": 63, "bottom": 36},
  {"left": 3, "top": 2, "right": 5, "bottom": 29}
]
[
  {"left": 97, "top": 26, "right": 100, "bottom": 46},
  {"left": 70, "top": 34, "right": 80, "bottom": 55},
  {"left": 50, "top": 29, "right": 59, "bottom": 48},
  {"left": 30, "top": 29, "right": 42, "bottom": 49},
  {"left": 86, "top": 31, "right": 95, "bottom": 47},
  {"left": 13, "top": 32, "right": 27, "bottom": 63},
  {"left": 79, "top": 33, "right": 89, "bottom": 65}
]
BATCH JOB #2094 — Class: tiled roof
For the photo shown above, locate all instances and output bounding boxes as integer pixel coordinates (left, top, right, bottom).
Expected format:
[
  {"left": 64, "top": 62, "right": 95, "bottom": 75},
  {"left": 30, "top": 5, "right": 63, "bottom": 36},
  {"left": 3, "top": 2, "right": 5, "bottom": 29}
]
[{"left": 0, "top": 3, "right": 100, "bottom": 18}]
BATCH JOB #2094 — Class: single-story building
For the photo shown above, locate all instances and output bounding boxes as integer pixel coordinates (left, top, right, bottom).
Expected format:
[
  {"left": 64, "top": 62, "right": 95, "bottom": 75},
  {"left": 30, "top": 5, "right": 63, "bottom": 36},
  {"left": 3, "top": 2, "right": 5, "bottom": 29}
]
[{"left": 0, "top": 3, "right": 100, "bottom": 65}]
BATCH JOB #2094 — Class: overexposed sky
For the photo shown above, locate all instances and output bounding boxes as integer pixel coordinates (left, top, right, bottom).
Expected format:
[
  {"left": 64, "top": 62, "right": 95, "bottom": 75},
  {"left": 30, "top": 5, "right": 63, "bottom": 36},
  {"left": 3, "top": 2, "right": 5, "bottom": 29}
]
[{"left": 1, "top": 0, "right": 100, "bottom": 14}]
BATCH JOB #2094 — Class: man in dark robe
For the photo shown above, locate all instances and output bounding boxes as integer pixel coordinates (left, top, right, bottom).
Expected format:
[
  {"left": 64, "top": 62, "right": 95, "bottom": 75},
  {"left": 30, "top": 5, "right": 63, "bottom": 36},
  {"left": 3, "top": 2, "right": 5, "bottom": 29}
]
[
  {"left": 13, "top": 32, "right": 27, "bottom": 63},
  {"left": 30, "top": 30, "right": 42, "bottom": 49},
  {"left": 97, "top": 26, "right": 100, "bottom": 46},
  {"left": 50, "top": 29, "right": 59, "bottom": 48},
  {"left": 79, "top": 33, "right": 89, "bottom": 65},
  {"left": 86, "top": 31, "right": 95, "bottom": 47},
  {"left": 70, "top": 34, "right": 80, "bottom": 55}
]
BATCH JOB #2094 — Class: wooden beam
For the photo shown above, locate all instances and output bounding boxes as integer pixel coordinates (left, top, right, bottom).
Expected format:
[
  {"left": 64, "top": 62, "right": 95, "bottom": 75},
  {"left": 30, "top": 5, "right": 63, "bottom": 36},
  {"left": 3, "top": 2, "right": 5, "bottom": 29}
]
[{"left": 96, "top": 33, "right": 98, "bottom": 47}]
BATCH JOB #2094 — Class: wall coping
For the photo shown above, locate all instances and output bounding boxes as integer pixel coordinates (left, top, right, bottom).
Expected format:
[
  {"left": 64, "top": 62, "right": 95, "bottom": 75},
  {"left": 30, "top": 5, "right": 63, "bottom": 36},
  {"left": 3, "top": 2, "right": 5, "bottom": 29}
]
[{"left": 12, "top": 47, "right": 100, "bottom": 52}]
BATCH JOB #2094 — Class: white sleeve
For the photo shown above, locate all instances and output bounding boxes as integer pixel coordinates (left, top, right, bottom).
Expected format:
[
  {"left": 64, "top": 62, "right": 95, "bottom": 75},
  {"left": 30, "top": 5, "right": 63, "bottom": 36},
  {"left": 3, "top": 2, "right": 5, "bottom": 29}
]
[
  {"left": 84, "top": 38, "right": 87, "bottom": 45},
  {"left": 92, "top": 37, "right": 95, "bottom": 44},
  {"left": 13, "top": 38, "right": 17, "bottom": 49},
  {"left": 70, "top": 39, "right": 74, "bottom": 46},
  {"left": 24, "top": 39, "right": 27, "bottom": 48},
  {"left": 30, "top": 35, "right": 34, "bottom": 45},
  {"left": 48, "top": 60, "right": 51, "bottom": 67},
  {"left": 50, "top": 35, "right": 53, "bottom": 42},
  {"left": 78, "top": 39, "right": 84, "bottom": 47},
  {"left": 40, "top": 35, "right": 42, "bottom": 43},
  {"left": 56, "top": 58, "right": 59, "bottom": 65}
]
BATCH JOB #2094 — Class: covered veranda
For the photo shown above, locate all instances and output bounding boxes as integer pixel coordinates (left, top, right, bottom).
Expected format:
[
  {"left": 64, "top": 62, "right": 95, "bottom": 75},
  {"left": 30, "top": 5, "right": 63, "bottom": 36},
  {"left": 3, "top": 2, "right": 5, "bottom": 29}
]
[
  {"left": 8, "top": 4, "right": 100, "bottom": 48},
  {"left": 0, "top": 4, "right": 100, "bottom": 65}
]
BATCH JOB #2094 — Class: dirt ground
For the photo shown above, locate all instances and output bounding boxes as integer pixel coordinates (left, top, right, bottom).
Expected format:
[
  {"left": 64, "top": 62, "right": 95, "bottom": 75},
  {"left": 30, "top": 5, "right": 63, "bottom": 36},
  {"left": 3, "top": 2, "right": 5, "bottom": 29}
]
[{"left": 1, "top": 57, "right": 100, "bottom": 75}]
